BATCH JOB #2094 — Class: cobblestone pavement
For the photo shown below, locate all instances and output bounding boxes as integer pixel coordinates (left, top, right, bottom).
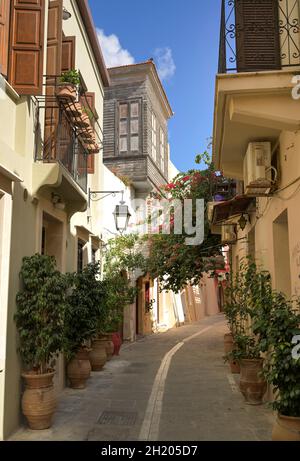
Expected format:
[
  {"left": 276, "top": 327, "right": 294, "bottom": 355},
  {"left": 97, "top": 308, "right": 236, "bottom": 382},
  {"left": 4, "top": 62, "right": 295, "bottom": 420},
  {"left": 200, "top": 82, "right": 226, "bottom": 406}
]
[{"left": 10, "top": 314, "right": 274, "bottom": 441}]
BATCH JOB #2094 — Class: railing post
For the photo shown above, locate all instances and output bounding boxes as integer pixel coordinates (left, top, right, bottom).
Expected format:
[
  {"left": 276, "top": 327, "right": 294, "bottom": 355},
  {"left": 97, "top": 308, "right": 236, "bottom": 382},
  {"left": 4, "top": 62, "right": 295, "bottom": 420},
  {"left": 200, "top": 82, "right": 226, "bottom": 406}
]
[{"left": 218, "top": 0, "right": 227, "bottom": 73}]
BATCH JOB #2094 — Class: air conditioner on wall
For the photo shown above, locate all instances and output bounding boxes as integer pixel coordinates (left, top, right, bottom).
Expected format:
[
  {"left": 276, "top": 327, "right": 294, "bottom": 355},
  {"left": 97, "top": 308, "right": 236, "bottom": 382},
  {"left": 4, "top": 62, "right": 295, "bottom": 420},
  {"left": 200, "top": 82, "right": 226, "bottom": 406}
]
[
  {"left": 243, "top": 142, "right": 274, "bottom": 196},
  {"left": 221, "top": 224, "right": 237, "bottom": 244}
]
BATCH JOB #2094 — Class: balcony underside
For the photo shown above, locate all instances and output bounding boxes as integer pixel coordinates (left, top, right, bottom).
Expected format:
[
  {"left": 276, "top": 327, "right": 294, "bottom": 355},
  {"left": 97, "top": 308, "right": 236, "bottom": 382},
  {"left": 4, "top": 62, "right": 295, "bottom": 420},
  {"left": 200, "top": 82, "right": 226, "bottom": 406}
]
[
  {"left": 33, "top": 162, "right": 87, "bottom": 216},
  {"left": 213, "top": 70, "right": 300, "bottom": 178}
]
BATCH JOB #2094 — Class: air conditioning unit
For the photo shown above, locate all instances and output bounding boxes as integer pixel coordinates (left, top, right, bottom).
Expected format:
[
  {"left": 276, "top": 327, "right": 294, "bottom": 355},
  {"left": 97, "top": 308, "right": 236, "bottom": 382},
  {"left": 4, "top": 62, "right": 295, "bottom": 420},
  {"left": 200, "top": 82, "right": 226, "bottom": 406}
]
[
  {"left": 243, "top": 142, "right": 273, "bottom": 195},
  {"left": 221, "top": 224, "right": 237, "bottom": 244}
]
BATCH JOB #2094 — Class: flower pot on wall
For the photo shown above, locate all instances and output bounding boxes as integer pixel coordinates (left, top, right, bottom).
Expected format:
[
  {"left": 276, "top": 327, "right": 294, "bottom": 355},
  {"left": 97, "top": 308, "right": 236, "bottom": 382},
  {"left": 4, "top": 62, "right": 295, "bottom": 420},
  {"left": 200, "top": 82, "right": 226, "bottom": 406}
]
[
  {"left": 21, "top": 371, "right": 56, "bottom": 430},
  {"left": 56, "top": 83, "right": 77, "bottom": 102},
  {"left": 272, "top": 414, "right": 300, "bottom": 441},
  {"left": 89, "top": 339, "right": 107, "bottom": 371},
  {"left": 239, "top": 358, "right": 267, "bottom": 405},
  {"left": 67, "top": 348, "right": 91, "bottom": 389},
  {"left": 65, "top": 102, "right": 82, "bottom": 117}
]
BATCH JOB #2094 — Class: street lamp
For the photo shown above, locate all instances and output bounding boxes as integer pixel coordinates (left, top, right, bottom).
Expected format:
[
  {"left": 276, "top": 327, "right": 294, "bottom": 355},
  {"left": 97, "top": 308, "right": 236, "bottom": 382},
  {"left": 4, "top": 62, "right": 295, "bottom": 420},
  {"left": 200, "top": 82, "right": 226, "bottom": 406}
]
[
  {"left": 113, "top": 202, "right": 131, "bottom": 234},
  {"left": 63, "top": 7, "right": 72, "bottom": 20},
  {"left": 88, "top": 189, "right": 131, "bottom": 234},
  {"left": 238, "top": 213, "right": 248, "bottom": 231}
]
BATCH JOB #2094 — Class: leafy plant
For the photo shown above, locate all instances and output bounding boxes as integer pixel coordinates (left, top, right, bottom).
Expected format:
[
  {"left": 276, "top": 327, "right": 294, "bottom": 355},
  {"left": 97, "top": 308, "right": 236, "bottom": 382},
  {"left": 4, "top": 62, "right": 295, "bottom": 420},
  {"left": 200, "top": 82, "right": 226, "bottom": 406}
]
[
  {"left": 262, "top": 293, "right": 300, "bottom": 417},
  {"left": 63, "top": 262, "right": 105, "bottom": 360},
  {"left": 15, "top": 254, "right": 68, "bottom": 374},
  {"left": 59, "top": 69, "right": 80, "bottom": 86}
]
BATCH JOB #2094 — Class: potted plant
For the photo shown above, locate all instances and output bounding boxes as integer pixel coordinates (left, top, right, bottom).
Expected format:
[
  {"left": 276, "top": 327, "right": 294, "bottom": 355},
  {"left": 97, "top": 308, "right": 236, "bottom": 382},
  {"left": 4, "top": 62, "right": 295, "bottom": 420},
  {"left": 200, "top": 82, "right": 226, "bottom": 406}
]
[
  {"left": 64, "top": 263, "right": 105, "bottom": 386},
  {"left": 262, "top": 292, "right": 300, "bottom": 440},
  {"left": 223, "top": 272, "right": 242, "bottom": 374},
  {"left": 15, "top": 254, "right": 67, "bottom": 430},
  {"left": 56, "top": 69, "right": 80, "bottom": 102}
]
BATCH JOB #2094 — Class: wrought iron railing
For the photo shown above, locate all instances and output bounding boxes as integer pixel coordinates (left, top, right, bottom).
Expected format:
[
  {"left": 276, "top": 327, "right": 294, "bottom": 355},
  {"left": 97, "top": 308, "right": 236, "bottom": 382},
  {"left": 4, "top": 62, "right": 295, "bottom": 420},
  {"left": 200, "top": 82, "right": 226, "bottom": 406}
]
[
  {"left": 33, "top": 75, "right": 103, "bottom": 193},
  {"left": 219, "top": 0, "right": 300, "bottom": 74}
]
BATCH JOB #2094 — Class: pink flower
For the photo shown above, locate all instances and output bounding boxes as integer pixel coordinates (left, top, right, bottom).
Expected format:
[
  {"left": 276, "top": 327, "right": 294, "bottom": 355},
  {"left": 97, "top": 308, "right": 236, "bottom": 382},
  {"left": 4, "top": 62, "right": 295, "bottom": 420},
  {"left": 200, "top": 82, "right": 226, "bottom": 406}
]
[{"left": 181, "top": 176, "right": 191, "bottom": 182}]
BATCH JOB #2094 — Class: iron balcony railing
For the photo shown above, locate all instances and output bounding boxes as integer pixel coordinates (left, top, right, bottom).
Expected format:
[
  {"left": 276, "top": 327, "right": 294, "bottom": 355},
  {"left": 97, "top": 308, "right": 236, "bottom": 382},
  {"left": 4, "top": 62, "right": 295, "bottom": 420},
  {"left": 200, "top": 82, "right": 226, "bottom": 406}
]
[
  {"left": 33, "top": 75, "right": 103, "bottom": 193},
  {"left": 219, "top": 0, "right": 300, "bottom": 74}
]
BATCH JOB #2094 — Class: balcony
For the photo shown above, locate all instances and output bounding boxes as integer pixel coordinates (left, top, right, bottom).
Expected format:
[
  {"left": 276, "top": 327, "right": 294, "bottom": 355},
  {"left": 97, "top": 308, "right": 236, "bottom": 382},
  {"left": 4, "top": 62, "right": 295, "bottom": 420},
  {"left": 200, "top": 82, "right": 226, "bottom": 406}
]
[
  {"left": 32, "top": 76, "right": 102, "bottom": 214},
  {"left": 219, "top": 0, "right": 300, "bottom": 74},
  {"left": 214, "top": 2, "right": 300, "bottom": 178}
]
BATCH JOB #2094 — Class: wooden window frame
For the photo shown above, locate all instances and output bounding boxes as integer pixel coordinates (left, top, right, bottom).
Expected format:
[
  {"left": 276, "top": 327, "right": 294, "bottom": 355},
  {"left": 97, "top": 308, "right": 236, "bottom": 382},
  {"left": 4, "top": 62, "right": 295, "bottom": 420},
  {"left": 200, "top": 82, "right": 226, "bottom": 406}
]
[{"left": 116, "top": 98, "right": 142, "bottom": 156}]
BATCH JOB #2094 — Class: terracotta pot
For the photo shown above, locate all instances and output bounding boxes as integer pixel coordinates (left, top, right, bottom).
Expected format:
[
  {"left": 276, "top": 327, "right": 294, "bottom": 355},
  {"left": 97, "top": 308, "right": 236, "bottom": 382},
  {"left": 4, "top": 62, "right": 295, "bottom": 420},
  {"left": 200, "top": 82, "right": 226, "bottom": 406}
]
[
  {"left": 65, "top": 102, "right": 82, "bottom": 117},
  {"left": 272, "top": 414, "right": 300, "bottom": 441},
  {"left": 224, "top": 333, "right": 234, "bottom": 354},
  {"left": 104, "top": 334, "right": 114, "bottom": 361},
  {"left": 67, "top": 349, "right": 91, "bottom": 389},
  {"left": 56, "top": 83, "right": 77, "bottom": 102},
  {"left": 229, "top": 359, "right": 240, "bottom": 374},
  {"left": 239, "top": 358, "right": 267, "bottom": 405},
  {"left": 21, "top": 371, "right": 56, "bottom": 430},
  {"left": 87, "top": 143, "right": 100, "bottom": 154},
  {"left": 112, "top": 332, "right": 122, "bottom": 356},
  {"left": 89, "top": 339, "right": 107, "bottom": 371}
]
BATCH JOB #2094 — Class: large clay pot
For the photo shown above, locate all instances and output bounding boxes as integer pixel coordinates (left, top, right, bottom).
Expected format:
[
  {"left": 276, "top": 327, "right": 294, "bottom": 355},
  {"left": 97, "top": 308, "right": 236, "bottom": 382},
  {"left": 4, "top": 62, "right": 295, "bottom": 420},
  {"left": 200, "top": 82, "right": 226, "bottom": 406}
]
[
  {"left": 272, "top": 414, "right": 300, "bottom": 441},
  {"left": 56, "top": 83, "right": 77, "bottom": 102},
  {"left": 224, "top": 333, "right": 234, "bottom": 354},
  {"left": 239, "top": 358, "right": 267, "bottom": 405},
  {"left": 65, "top": 102, "right": 82, "bottom": 117},
  {"left": 89, "top": 339, "right": 107, "bottom": 371},
  {"left": 112, "top": 332, "right": 122, "bottom": 356},
  {"left": 67, "top": 349, "right": 91, "bottom": 389},
  {"left": 229, "top": 359, "right": 240, "bottom": 374},
  {"left": 21, "top": 371, "right": 56, "bottom": 430},
  {"left": 104, "top": 334, "right": 114, "bottom": 361}
]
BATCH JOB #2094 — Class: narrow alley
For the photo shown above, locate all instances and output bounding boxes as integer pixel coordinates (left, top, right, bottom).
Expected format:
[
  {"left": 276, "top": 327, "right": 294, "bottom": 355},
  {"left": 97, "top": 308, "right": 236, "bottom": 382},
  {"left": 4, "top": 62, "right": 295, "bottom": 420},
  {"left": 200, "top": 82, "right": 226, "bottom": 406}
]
[{"left": 10, "top": 315, "right": 274, "bottom": 442}]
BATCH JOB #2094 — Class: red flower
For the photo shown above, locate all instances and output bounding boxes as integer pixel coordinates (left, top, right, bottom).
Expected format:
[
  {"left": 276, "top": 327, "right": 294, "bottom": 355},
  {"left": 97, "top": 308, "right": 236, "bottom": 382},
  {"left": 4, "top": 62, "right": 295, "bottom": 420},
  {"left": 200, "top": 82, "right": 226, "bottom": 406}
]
[{"left": 181, "top": 175, "right": 191, "bottom": 182}]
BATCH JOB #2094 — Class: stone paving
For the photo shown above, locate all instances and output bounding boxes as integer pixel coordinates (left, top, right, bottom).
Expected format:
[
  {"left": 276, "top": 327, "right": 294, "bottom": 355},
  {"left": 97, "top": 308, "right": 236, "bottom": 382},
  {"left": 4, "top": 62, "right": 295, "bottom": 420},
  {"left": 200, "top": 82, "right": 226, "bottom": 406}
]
[{"left": 10, "top": 314, "right": 274, "bottom": 441}]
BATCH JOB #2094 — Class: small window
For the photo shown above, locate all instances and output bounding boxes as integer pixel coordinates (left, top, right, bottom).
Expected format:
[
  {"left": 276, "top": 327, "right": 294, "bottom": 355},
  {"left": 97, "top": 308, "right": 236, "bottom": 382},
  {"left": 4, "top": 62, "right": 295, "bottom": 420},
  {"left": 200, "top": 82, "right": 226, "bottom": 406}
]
[
  {"left": 118, "top": 100, "right": 141, "bottom": 154},
  {"left": 160, "top": 129, "right": 165, "bottom": 172},
  {"left": 151, "top": 113, "right": 157, "bottom": 161}
]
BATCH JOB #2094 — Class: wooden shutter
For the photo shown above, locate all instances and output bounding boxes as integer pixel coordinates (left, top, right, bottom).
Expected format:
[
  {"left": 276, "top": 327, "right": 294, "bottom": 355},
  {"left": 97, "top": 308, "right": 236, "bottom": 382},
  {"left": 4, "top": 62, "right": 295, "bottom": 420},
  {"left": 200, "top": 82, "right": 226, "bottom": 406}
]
[
  {"left": 61, "top": 35, "right": 75, "bottom": 72},
  {"left": 235, "top": 0, "right": 281, "bottom": 72},
  {"left": 0, "top": 0, "right": 10, "bottom": 77},
  {"left": 8, "top": 0, "right": 45, "bottom": 95},
  {"left": 44, "top": 0, "right": 63, "bottom": 159},
  {"left": 81, "top": 92, "right": 96, "bottom": 174}
]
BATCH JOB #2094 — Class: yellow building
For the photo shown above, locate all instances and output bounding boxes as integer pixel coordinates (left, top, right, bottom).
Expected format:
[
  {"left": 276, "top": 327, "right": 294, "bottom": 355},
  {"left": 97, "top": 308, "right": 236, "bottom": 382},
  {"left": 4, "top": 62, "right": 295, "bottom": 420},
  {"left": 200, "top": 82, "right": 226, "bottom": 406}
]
[
  {"left": 213, "top": 0, "right": 300, "bottom": 297},
  {"left": 0, "top": 0, "right": 111, "bottom": 440}
]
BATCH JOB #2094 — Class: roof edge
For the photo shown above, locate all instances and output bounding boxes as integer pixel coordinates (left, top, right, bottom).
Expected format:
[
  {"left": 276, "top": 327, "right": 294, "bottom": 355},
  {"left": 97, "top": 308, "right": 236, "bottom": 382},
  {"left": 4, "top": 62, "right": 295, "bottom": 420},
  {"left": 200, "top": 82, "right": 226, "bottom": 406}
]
[{"left": 75, "top": 0, "right": 110, "bottom": 87}]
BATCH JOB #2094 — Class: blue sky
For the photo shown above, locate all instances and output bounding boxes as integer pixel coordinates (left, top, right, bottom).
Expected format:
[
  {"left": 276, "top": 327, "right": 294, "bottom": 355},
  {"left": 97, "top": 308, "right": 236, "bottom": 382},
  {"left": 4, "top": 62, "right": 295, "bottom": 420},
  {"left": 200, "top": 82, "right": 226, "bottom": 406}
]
[{"left": 89, "top": 0, "right": 221, "bottom": 173}]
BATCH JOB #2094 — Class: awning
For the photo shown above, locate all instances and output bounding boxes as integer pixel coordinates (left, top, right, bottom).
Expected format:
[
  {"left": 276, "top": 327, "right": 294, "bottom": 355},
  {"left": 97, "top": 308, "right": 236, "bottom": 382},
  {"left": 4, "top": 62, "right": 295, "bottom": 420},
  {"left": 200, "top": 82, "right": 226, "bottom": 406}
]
[{"left": 211, "top": 195, "right": 254, "bottom": 225}]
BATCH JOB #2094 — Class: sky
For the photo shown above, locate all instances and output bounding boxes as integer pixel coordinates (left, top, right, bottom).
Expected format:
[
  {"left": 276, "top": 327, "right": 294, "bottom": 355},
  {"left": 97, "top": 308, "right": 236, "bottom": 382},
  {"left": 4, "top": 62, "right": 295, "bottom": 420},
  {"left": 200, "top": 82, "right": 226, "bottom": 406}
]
[{"left": 89, "top": 0, "right": 221, "bottom": 173}]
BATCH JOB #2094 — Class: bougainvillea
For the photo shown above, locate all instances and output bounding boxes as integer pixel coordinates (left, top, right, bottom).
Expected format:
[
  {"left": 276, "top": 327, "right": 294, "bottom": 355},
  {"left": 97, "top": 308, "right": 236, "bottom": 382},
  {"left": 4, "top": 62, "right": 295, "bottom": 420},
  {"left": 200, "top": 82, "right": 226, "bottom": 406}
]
[{"left": 145, "top": 153, "right": 228, "bottom": 292}]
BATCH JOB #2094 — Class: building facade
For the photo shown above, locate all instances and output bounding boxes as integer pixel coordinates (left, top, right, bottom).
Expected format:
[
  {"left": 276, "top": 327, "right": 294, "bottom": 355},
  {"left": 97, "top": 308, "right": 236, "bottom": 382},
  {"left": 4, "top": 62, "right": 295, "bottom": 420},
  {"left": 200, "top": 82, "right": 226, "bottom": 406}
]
[
  {"left": 213, "top": 0, "right": 300, "bottom": 298},
  {"left": 0, "top": 0, "right": 110, "bottom": 440}
]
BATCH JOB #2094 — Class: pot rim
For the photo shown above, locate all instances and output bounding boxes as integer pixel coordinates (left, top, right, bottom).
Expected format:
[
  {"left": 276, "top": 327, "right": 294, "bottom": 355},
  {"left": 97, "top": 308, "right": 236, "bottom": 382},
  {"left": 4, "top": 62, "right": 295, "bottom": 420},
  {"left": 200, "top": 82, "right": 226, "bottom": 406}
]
[
  {"left": 240, "top": 358, "right": 264, "bottom": 364},
  {"left": 21, "top": 370, "right": 55, "bottom": 379},
  {"left": 57, "top": 82, "right": 77, "bottom": 89},
  {"left": 278, "top": 413, "right": 300, "bottom": 421}
]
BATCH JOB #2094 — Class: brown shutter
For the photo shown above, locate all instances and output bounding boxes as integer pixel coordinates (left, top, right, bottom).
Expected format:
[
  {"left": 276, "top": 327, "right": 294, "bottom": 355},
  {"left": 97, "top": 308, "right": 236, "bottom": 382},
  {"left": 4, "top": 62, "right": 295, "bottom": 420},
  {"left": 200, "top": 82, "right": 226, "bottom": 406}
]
[
  {"left": 61, "top": 35, "right": 76, "bottom": 72},
  {"left": 44, "top": 0, "right": 63, "bottom": 159},
  {"left": 0, "top": 0, "right": 10, "bottom": 77},
  {"left": 8, "top": 0, "right": 45, "bottom": 95},
  {"left": 235, "top": 0, "right": 281, "bottom": 72},
  {"left": 81, "top": 92, "right": 96, "bottom": 174}
]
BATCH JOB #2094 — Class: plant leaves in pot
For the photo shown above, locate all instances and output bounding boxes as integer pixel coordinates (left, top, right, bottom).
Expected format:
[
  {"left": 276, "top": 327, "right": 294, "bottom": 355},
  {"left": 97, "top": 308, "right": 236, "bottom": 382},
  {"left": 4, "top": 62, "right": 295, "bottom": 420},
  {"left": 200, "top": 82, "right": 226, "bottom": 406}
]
[
  {"left": 15, "top": 254, "right": 67, "bottom": 430},
  {"left": 56, "top": 69, "right": 80, "bottom": 102}
]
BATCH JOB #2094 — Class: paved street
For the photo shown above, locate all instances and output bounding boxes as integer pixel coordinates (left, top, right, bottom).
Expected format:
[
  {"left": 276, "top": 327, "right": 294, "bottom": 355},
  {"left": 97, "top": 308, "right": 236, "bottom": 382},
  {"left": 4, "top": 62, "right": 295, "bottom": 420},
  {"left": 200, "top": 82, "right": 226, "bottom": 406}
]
[{"left": 10, "top": 315, "right": 274, "bottom": 441}]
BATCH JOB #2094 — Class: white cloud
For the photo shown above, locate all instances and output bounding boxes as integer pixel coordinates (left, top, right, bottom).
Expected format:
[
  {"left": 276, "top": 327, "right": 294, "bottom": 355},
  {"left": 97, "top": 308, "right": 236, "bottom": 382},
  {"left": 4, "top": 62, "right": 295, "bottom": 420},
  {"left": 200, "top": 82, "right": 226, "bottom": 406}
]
[
  {"left": 154, "top": 47, "right": 176, "bottom": 81},
  {"left": 97, "top": 28, "right": 135, "bottom": 68}
]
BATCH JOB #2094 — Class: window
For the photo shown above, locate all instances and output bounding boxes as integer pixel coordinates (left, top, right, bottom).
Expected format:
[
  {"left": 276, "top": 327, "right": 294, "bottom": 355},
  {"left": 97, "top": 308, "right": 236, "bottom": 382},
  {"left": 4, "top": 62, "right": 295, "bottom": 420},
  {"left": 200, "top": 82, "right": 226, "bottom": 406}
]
[
  {"left": 159, "top": 128, "right": 165, "bottom": 172},
  {"left": 151, "top": 113, "right": 157, "bottom": 161},
  {"left": 92, "top": 248, "right": 97, "bottom": 264},
  {"left": 118, "top": 100, "right": 140, "bottom": 154}
]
